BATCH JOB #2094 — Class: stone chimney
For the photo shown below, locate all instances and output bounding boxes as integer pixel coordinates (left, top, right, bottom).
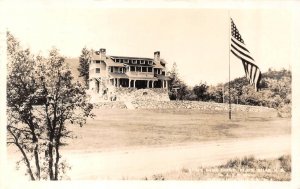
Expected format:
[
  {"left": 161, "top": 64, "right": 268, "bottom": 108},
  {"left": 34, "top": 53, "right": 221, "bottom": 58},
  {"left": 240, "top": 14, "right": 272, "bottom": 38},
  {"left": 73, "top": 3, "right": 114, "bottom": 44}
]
[
  {"left": 154, "top": 51, "right": 160, "bottom": 63},
  {"left": 99, "top": 48, "right": 106, "bottom": 59}
]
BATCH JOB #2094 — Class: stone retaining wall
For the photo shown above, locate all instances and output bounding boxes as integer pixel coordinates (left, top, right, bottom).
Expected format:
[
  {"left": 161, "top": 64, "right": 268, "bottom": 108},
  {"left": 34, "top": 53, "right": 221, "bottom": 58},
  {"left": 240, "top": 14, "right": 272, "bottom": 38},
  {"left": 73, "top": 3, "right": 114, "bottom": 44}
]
[
  {"left": 115, "top": 88, "right": 170, "bottom": 102},
  {"left": 131, "top": 100, "right": 276, "bottom": 113},
  {"left": 93, "top": 101, "right": 127, "bottom": 109},
  {"left": 88, "top": 88, "right": 170, "bottom": 103},
  {"left": 93, "top": 100, "right": 277, "bottom": 114}
]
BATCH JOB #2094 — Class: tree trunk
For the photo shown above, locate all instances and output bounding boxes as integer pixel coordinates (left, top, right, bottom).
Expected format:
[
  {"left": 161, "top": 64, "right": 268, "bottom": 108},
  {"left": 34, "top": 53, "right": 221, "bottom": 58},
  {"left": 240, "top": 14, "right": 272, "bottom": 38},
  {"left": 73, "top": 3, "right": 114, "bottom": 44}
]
[
  {"left": 33, "top": 143, "right": 41, "bottom": 180},
  {"left": 16, "top": 142, "right": 35, "bottom": 180},
  {"left": 54, "top": 144, "right": 60, "bottom": 180},
  {"left": 48, "top": 140, "right": 54, "bottom": 180}
]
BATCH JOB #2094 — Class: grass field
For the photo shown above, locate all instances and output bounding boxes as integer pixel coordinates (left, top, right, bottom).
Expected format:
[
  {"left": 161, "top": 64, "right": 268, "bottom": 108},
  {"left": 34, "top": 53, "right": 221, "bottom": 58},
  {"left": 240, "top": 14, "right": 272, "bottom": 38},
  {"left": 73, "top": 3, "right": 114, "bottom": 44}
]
[
  {"left": 8, "top": 107, "right": 291, "bottom": 180},
  {"left": 63, "top": 108, "right": 290, "bottom": 151}
]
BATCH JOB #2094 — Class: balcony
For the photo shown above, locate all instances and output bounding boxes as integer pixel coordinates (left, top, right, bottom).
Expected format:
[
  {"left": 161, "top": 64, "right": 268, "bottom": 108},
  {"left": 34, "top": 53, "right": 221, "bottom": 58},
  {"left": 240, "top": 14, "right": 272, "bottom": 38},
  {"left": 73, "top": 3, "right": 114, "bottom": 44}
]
[{"left": 126, "top": 71, "right": 154, "bottom": 78}]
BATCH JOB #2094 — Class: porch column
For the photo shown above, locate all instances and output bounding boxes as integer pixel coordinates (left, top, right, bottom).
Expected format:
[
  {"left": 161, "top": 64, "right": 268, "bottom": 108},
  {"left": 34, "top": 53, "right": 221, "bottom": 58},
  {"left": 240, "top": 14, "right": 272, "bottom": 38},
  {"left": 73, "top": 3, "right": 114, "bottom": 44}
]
[
  {"left": 129, "top": 79, "right": 131, "bottom": 88},
  {"left": 94, "top": 79, "right": 97, "bottom": 92},
  {"left": 152, "top": 81, "right": 154, "bottom": 88},
  {"left": 133, "top": 80, "right": 136, "bottom": 88},
  {"left": 97, "top": 80, "right": 100, "bottom": 93},
  {"left": 147, "top": 80, "right": 149, "bottom": 88},
  {"left": 165, "top": 80, "right": 168, "bottom": 89},
  {"left": 117, "top": 78, "right": 120, "bottom": 87},
  {"left": 162, "top": 80, "right": 165, "bottom": 88}
]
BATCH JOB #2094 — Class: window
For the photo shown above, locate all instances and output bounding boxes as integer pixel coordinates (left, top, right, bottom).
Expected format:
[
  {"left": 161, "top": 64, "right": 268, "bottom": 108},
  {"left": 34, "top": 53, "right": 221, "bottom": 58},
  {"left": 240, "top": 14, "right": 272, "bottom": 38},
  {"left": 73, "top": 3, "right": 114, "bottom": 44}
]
[
  {"left": 133, "top": 60, "right": 137, "bottom": 64},
  {"left": 137, "top": 60, "right": 140, "bottom": 64},
  {"left": 162, "top": 71, "right": 165, "bottom": 75},
  {"left": 120, "top": 59, "right": 124, "bottom": 63},
  {"left": 149, "top": 61, "right": 153, "bottom": 65},
  {"left": 96, "top": 68, "right": 100, "bottom": 73},
  {"left": 148, "top": 67, "right": 153, "bottom": 72},
  {"left": 142, "top": 67, "right": 147, "bottom": 72},
  {"left": 129, "top": 60, "right": 132, "bottom": 64},
  {"left": 141, "top": 60, "right": 145, "bottom": 64},
  {"left": 137, "top": 67, "right": 141, "bottom": 72},
  {"left": 124, "top": 59, "right": 129, "bottom": 63},
  {"left": 95, "top": 60, "right": 101, "bottom": 64},
  {"left": 130, "top": 66, "right": 135, "bottom": 71}
]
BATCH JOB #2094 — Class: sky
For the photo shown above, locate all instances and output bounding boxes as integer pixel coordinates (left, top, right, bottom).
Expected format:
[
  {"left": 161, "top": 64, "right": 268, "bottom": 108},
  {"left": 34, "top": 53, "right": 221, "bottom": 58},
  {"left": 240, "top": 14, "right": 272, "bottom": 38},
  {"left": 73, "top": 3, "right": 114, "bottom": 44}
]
[{"left": 2, "top": 1, "right": 295, "bottom": 86}]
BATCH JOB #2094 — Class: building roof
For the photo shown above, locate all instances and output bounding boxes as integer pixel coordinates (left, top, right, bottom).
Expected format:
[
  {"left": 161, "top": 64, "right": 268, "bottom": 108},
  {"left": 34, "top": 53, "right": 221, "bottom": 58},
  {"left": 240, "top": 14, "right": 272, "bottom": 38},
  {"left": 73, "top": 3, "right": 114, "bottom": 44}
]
[
  {"left": 153, "top": 63, "right": 165, "bottom": 69},
  {"left": 91, "top": 52, "right": 167, "bottom": 69},
  {"left": 91, "top": 54, "right": 100, "bottom": 60},
  {"left": 104, "top": 58, "right": 125, "bottom": 67},
  {"left": 110, "top": 55, "right": 153, "bottom": 61}
]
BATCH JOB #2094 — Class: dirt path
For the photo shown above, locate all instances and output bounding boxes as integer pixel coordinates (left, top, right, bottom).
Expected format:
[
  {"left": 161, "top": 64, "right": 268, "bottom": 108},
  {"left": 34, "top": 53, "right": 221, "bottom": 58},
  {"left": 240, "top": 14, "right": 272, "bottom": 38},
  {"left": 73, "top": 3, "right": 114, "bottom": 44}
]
[
  {"left": 60, "top": 135, "right": 290, "bottom": 180},
  {"left": 6, "top": 135, "right": 290, "bottom": 180}
]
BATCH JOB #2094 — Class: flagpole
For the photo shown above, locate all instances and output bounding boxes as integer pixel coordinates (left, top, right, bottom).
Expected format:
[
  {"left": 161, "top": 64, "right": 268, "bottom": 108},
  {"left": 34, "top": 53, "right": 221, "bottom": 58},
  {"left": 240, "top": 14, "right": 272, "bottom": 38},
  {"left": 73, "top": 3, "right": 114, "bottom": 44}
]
[{"left": 228, "top": 11, "right": 232, "bottom": 120}]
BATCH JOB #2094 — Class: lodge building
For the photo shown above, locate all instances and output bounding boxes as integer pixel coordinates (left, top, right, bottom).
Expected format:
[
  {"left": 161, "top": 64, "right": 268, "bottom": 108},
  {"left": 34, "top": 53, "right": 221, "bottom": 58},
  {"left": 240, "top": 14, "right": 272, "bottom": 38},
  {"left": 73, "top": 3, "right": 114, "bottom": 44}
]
[{"left": 89, "top": 49, "right": 170, "bottom": 95}]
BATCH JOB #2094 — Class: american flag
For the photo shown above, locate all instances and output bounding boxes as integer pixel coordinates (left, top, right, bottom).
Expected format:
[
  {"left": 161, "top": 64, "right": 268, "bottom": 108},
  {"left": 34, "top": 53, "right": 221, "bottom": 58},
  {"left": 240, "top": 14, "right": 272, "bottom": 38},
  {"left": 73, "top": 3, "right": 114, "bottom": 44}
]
[{"left": 231, "top": 18, "right": 262, "bottom": 91}]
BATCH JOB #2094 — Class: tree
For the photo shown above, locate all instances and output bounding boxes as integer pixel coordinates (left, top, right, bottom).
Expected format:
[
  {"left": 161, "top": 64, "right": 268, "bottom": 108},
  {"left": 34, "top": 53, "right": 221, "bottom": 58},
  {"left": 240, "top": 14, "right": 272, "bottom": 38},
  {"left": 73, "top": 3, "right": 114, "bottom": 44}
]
[
  {"left": 239, "top": 85, "right": 263, "bottom": 106},
  {"left": 7, "top": 32, "right": 94, "bottom": 180},
  {"left": 193, "top": 82, "right": 209, "bottom": 101},
  {"left": 207, "top": 84, "right": 224, "bottom": 103},
  {"left": 78, "top": 47, "right": 91, "bottom": 87},
  {"left": 168, "top": 62, "right": 189, "bottom": 100}
]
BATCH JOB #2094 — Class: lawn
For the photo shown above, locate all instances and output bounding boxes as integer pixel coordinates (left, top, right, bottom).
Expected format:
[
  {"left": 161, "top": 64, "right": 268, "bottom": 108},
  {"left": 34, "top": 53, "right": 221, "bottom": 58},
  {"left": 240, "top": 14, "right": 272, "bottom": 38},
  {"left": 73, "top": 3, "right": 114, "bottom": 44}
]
[{"left": 63, "top": 108, "right": 291, "bottom": 151}]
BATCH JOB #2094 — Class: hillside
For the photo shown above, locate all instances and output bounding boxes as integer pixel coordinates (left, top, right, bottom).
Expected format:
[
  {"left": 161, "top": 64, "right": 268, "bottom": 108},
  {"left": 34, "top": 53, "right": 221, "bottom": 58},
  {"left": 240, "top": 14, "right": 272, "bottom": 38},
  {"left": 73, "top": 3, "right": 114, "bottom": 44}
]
[{"left": 65, "top": 57, "right": 85, "bottom": 84}]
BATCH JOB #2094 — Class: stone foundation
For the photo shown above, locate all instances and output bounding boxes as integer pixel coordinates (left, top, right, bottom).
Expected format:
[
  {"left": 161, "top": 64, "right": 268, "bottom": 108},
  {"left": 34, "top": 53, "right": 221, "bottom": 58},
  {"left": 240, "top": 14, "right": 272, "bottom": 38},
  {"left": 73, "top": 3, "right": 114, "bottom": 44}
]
[
  {"left": 93, "top": 100, "right": 277, "bottom": 115},
  {"left": 88, "top": 88, "right": 170, "bottom": 103}
]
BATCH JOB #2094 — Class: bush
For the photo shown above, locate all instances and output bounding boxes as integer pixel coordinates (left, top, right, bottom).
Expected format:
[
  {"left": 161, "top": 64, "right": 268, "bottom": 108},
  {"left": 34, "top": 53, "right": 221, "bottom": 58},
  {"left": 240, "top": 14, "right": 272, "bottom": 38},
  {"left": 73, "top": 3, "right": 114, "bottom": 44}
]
[{"left": 278, "top": 155, "right": 291, "bottom": 172}]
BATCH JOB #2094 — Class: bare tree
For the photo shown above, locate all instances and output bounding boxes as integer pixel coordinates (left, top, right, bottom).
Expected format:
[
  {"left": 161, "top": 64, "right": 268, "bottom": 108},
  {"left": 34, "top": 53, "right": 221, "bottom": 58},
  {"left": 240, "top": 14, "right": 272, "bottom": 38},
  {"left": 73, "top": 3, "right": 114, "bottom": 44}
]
[{"left": 7, "top": 32, "right": 94, "bottom": 180}]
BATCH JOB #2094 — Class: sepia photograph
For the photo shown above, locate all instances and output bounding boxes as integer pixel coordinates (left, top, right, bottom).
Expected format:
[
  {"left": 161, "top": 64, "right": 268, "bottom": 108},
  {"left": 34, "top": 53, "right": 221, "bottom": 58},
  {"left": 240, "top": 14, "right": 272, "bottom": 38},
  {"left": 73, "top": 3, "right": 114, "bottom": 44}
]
[{"left": 0, "top": 0, "right": 299, "bottom": 189}]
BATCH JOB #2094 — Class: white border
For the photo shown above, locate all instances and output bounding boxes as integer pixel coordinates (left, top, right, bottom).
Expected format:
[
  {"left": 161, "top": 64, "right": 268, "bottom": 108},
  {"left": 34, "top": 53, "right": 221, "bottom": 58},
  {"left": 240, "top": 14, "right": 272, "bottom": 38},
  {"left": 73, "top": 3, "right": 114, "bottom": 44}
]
[{"left": 1, "top": 1, "right": 300, "bottom": 189}]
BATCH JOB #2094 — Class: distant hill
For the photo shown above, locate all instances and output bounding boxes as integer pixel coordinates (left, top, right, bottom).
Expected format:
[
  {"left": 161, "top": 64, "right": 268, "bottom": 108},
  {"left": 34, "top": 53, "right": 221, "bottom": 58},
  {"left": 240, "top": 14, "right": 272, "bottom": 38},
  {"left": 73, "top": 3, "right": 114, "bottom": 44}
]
[
  {"left": 65, "top": 57, "right": 85, "bottom": 84},
  {"left": 222, "top": 68, "right": 291, "bottom": 117}
]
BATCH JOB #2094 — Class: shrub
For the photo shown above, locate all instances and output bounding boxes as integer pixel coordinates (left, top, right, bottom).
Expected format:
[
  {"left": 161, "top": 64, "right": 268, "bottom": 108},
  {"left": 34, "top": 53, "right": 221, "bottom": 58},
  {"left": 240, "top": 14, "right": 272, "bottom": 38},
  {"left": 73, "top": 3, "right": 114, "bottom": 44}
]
[{"left": 278, "top": 155, "right": 291, "bottom": 172}]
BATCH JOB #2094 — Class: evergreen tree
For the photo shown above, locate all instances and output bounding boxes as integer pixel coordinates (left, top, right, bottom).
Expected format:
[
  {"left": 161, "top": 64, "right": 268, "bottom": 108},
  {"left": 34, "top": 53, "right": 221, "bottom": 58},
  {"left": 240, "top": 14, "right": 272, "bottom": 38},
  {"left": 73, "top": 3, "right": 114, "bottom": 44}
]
[{"left": 78, "top": 47, "right": 91, "bottom": 87}]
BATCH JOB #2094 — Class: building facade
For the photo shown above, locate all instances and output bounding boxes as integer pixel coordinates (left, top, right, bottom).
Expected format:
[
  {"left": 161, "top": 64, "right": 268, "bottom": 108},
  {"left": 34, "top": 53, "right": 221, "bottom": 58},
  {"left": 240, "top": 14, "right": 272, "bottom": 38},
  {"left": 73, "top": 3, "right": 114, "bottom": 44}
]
[{"left": 89, "top": 49, "right": 169, "bottom": 96}]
